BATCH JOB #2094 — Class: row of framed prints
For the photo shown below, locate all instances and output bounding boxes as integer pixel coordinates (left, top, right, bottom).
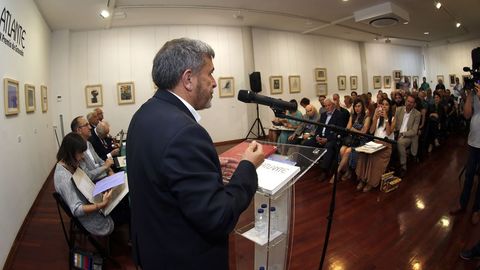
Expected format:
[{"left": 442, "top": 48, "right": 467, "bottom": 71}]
[
  {"left": 4, "top": 78, "right": 48, "bottom": 116},
  {"left": 217, "top": 76, "right": 302, "bottom": 97},
  {"left": 373, "top": 75, "right": 420, "bottom": 89},
  {"left": 85, "top": 82, "right": 135, "bottom": 107}
]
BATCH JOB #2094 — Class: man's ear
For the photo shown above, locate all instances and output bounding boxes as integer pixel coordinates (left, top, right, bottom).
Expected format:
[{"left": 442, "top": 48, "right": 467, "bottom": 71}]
[{"left": 181, "top": 69, "right": 193, "bottom": 91}]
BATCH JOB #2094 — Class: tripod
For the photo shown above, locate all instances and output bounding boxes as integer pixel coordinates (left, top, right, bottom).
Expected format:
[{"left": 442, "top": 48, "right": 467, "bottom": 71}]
[{"left": 245, "top": 104, "right": 266, "bottom": 139}]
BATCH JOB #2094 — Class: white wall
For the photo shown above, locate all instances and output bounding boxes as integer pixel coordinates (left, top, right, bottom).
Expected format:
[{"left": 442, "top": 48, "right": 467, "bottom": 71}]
[
  {"left": 52, "top": 25, "right": 252, "bottom": 142},
  {"left": 0, "top": 0, "right": 54, "bottom": 267},
  {"left": 364, "top": 43, "right": 423, "bottom": 97},
  {"left": 425, "top": 38, "right": 480, "bottom": 87},
  {"left": 252, "top": 28, "right": 364, "bottom": 121}
]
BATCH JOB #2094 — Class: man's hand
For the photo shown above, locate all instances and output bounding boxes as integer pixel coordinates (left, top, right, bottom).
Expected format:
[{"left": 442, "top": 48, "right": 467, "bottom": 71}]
[
  {"left": 316, "top": 136, "right": 327, "bottom": 145},
  {"left": 242, "top": 141, "right": 264, "bottom": 168},
  {"left": 219, "top": 157, "right": 240, "bottom": 179}
]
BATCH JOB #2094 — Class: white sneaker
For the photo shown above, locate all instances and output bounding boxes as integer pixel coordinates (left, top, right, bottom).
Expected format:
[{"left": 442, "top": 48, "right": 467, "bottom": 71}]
[{"left": 434, "top": 139, "right": 440, "bottom": 147}]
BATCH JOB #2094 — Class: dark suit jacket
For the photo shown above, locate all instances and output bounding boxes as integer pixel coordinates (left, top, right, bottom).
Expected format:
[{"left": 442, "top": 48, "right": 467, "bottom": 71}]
[
  {"left": 314, "top": 109, "right": 346, "bottom": 141},
  {"left": 126, "top": 90, "right": 258, "bottom": 270},
  {"left": 88, "top": 131, "right": 113, "bottom": 161}
]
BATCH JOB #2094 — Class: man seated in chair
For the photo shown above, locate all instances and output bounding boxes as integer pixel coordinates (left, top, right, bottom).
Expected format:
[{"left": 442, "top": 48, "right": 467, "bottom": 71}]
[
  {"left": 89, "top": 121, "right": 120, "bottom": 161},
  {"left": 71, "top": 116, "right": 114, "bottom": 182},
  {"left": 288, "top": 104, "right": 320, "bottom": 144},
  {"left": 303, "top": 98, "right": 346, "bottom": 180}
]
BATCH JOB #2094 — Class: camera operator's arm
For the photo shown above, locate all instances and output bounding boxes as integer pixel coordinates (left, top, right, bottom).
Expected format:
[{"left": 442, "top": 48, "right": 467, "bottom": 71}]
[{"left": 464, "top": 83, "right": 480, "bottom": 119}]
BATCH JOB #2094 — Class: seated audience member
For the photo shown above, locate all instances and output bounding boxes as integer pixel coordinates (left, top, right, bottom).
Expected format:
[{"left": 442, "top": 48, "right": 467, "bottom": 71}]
[
  {"left": 89, "top": 121, "right": 120, "bottom": 161},
  {"left": 351, "top": 91, "right": 358, "bottom": 100},
  {"left": 393, "top": 91, "right": 405, "bottom": 110},
  {"left": 343, "top": 95, "right": 353, "bottom": 114},
  {"left": 426, "top": 92, "right": 446, "bottom": 152},
  {"left": 356, "top": 98, "right": 395, "bottom": 192},
  {"left": 288, "top": 104, "right": 319, "bottom": 144},
  {"left": 277, "top": 99, "right": 303, "bottom": 144},
  {"left": 330, "top": 99, "right": 371, "bottom": 183},
  {"left": 413, "top": 95, "right": 428, "bottom": 160},
  {"left": 300, "top": 97, "right": 310, "bottom": 110},
  {"left": 420, "top": 77, "right": 430, "bottom": 91},
  {"left": 394, "top": 94, "right": 421, "bottom": 176},
  {"left": 71, "top": 116, "right": 114, "bottom": 182},
  {"left": 318, "top": 95, "right": 327, "bottom": 114},
  {"left": 94, "top": 108, "right": 104, "bottom": 122},
  {"left": 435, "top": 79, "right": 446, "bottom": 91},
  {"left": 303, "top": 99, "right": 346, "bottom": 179},
  {"left": 333, "top": 93, "right": 350, "bottom": 127},
  {"left": 87, "top": 111, "right": 100, "bottom": 129},
  {"left": 54, "top": 132, "right": 115, "bottom": 236}
]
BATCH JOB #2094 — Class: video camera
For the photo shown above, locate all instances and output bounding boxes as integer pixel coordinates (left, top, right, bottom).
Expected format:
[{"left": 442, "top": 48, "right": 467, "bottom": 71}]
[{"left": 463, "top": 47, "right": 480, "bottom": 91}]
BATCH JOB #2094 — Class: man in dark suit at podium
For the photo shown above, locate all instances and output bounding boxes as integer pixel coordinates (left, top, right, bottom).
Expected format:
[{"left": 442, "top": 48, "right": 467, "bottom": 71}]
[
  {"left": 303, "top": 98, "right": 346, "bottom": 180},
  {"left": 126, "top": 38, "right": 265, "bottom": 270}
]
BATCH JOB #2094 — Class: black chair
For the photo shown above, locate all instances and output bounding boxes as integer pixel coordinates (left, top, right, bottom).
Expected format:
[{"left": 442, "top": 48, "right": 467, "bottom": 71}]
[{"left": 52, "top": 192, "right": 118, "bottom": 268}]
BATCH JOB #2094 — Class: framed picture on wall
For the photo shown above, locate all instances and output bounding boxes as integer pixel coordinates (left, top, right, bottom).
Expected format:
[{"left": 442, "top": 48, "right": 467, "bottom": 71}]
[
  {"left": 41, "top": 85, "right": 48, "bottom": 112},
  {"left": 393, "top": 70, "right": 402, "bottom": 81},
  {"left": 315, "top": 68, "right": 327, "bottom": 81},
  {"left": 218, "top": 77, "right": 235, "bottom": 98},
  {"left": 25, "top": 84, "right": 36, "bottom": 113},
  {"left": 412, "top": 76, "right": 419, "bottom": 88},
  {"left": 4, "top": 78, "right": 20, "bottom": 115},
  {"left": 85, "top": 84, "right": 103, "bottom": 108},
  {"left": 270, "top": 76, "right": 283, "bottom": 95},
  {"left": 384, "top": 76, "right": 392, "bottom": 88},
  {"left": 337, "top": 75, "right": 346, "bottom": 90},
  {"left": 316, "top": 83, "right": 328, "bottom": 96},
  {"left": 117, "top": 82, "right": 135, "bottom": 104},
  {"left": 289, "top": 75, "right": 301, "bottom": 93},
  {"left": 437, "top": 75, "right": 444, "bottom": 83},
  {"left": 373, "top": 76, "right": 382, "bottom": 89},
  {"left": 449, "top": 74, "right": 456, "bottom": 86},
  {"left": 350, "top": 76, "right": 358, "bottom": 90}
]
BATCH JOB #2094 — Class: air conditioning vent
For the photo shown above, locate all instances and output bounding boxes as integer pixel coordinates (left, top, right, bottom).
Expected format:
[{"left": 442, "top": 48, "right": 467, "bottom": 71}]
[{"left": 354, "top": 2, "right": 409, "bottom": 27}]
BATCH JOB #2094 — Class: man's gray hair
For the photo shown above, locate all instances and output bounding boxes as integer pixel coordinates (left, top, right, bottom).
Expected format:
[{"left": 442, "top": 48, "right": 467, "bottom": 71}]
[
  {"left": 152, "top": 38, "right": 215, "bottom": 91},
  {"left": 86, "top": 111, "right": 97, "bottom": 123},
  {"left": 96, "top": 121, "right": 109, "bottom": 137}
]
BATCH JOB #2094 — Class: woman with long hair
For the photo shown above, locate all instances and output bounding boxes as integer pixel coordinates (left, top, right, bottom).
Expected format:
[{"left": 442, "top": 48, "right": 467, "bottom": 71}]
[
  {"left": 54, "top": 132, "right": 114, "bottom": 235},
  {"left": 355, "top": 98, "right": 396, "bottom": 192},
  {"left": 277, "top": 99, "right": 303, "bottom": 144},
  {"left": 330, "top": 98, "right": 370, "bottom": 183}
]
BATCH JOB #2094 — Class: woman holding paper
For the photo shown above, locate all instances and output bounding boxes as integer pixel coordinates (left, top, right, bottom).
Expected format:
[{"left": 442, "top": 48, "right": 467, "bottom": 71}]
[
  {"left": 54, "top": 132, "right": 114, "bottom": 235},
  {"left": 355, "top": 98, "right": 395, "bottom": 192}
]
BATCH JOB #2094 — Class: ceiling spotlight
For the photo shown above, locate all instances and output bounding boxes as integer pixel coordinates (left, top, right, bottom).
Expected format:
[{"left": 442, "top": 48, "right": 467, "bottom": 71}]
[
  {"left": 456, "top": 22, "right": 461, "bottom": 28},
  {"left": 342, "top": 0, "right": 349, "bottom": 2},
  {"left": 424, "top": 31, "right": 430, "bottom": 35},
  {"left": 403, "top": 21, "right": 409, "bottom": 25},
  {"left": 435, "top": 2, "right": 442, "bottom": 9},
  {"left": 100, "top": 9, "right": 110, "bottom": 18}
]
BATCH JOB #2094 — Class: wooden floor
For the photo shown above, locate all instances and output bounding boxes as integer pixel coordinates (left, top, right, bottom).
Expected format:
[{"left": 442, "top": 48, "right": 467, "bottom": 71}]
[{"left": 5, "top": 134, "right": 480, "bottom": 270}]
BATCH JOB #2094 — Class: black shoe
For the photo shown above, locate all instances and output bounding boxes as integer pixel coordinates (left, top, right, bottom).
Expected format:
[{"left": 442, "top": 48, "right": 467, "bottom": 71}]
[
  {"left": 397, "top": 168, "right": 406, "bottom": 178},
  {"left": 460, "top": 250, "right": 480, "bottom": 261}
]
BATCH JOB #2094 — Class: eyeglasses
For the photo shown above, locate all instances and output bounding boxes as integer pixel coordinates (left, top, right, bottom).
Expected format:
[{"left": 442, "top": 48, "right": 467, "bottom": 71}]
[{"left": 79, "top": 123, "right": 90, "bottom": 128}]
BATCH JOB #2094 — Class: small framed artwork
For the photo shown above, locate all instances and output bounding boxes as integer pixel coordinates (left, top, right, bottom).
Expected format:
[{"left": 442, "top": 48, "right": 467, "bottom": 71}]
[
  {"left": 289, "top": 75, "right": 301, "bottom": 93},
  {"left": 4, "top": 78, "right": 20, "bottom": 115},
  {"left": 437, "top": 75, "right": 444, "bottom": 83},
  {"left": 384, "top": 76, "right": 392, "bottom": 88},
  {"left": 412, "top": 76, "right": 419, "bottom": 87},
  {"left": 85, "top": 84, "right": 103, "bottom": 108},
  {"left": 373, "top": 76, "right": 382, "bottom": 89},
  {"left": 218, "top": 77, "right": 235, "bottom": 98},
  {"left": 25, "top": 84, "right": 36, "bottom": 113},
  {"left": 316, "top": 83, "right": 328, "bottom": 96},
  {"left": 337, "top": 75, "right": 346, "bottom": 90},
  {"left": 269, "top": 76, "right": 283, "bottom": 95},
  {"left": 449, "top": 74, "right": 456, "bottom": 85},
  {"left": 40, "top": 85, "right": 48, "bottom": 112},
  {"left": 393, "top": 70, "right": 402, "bottom": 81},
  {"left": 350, "top": 76, "right": 358, "bottom": 90},
  {"left": 117, "top": 82, "right": 135, "bottom": 105},
  {"left": 315, "top": 68, "right": 327, "bottom": 81}
]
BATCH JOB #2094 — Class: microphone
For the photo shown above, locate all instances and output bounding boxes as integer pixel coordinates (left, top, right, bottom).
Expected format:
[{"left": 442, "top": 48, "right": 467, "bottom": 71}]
[
  {"left": 237, "top": 90, "right": 297, "bottom": 111},
  {"left": 464, "top": 67, "right": 471, "bottom": 72}
]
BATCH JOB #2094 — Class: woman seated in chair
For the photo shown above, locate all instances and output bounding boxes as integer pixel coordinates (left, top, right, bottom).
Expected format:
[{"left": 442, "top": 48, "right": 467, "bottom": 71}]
[
  {"left": 355, "top": 98, "right": 395, "bottom": 192},
  {"left": 276, "top": 99, "right": 303, "bottom": 144},
  {"left": 330, "top": 98, "right": 370, "bottom": 183},
  {"left": 54, "top": 132, "right": 115, "bottom": 236}
]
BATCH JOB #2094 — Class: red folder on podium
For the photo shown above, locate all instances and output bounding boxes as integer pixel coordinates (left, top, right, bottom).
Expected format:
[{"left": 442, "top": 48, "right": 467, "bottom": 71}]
[{"left": 219, "top": 141, "right": 277, "bottom": 160}]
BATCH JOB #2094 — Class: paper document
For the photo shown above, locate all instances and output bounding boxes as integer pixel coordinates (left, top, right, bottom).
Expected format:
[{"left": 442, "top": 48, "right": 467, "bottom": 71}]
[
  {"left": 93, "top": 172, "right": 125, "bottom": 196},
  {"left": 256, "top": 159, "right": 300, "bottom": 195}
]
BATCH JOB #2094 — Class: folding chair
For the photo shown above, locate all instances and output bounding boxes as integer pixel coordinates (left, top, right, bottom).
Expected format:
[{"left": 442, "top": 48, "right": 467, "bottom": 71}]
[{"left": 52, "top": 192, "right": 118, "bottom": 269}]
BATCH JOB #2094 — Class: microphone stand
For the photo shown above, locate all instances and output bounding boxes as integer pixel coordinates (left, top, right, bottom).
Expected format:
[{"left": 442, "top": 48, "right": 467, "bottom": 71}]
[{"left": 273, "top": 108, "right": 396, "bottom": 270}]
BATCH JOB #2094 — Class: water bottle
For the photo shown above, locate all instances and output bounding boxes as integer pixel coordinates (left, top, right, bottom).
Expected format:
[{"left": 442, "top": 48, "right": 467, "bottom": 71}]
[
  {"left": 255, "top": 208, "right": 266, "bottom": 238},
  {"left": 270, "top": 206, "right": 279, "bottom": 234}
]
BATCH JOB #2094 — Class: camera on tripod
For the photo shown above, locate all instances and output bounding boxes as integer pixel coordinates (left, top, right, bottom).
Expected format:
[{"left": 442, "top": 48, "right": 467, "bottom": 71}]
[{"left": 463, "top": 47, "right": 480, "bottom": 91}]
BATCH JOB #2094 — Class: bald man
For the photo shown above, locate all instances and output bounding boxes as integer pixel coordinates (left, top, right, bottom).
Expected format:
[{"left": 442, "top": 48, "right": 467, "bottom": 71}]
[{"left": 289, "top": 104, "right": 320, "bottom": 144}]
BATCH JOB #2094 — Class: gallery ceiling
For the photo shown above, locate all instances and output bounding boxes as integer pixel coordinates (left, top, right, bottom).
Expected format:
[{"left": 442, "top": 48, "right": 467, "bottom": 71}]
[{"left": 34, "top": 0, "right": 480, "bottom": 47}]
